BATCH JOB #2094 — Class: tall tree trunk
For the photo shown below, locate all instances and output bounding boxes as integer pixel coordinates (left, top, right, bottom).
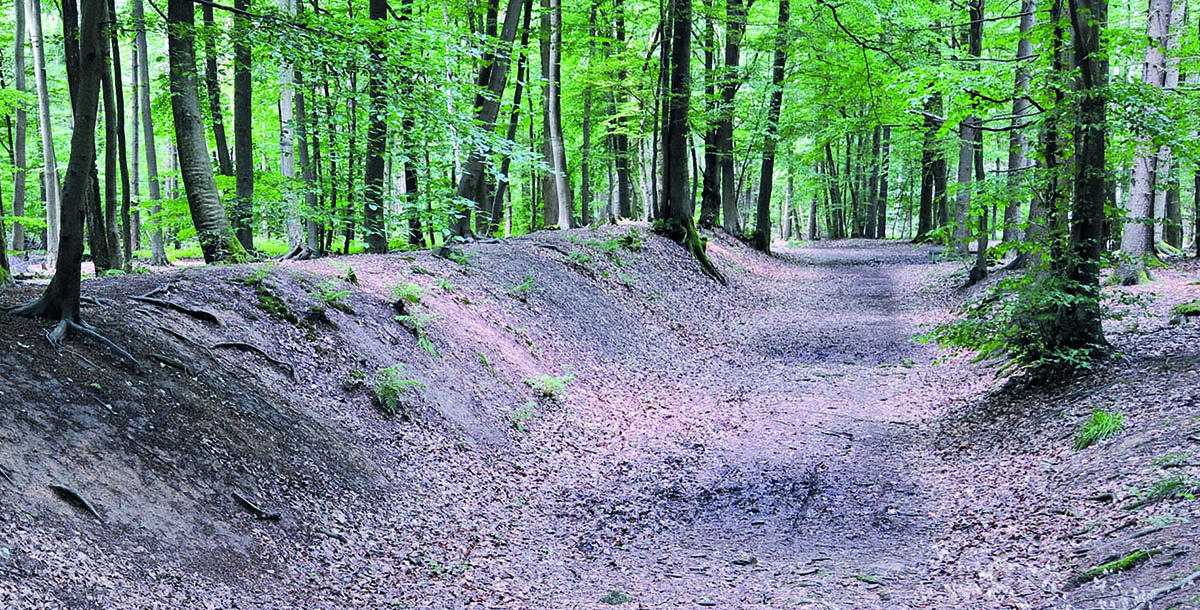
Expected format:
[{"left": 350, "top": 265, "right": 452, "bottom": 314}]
[
  {"left": 1003, "top": 0, "right": 1035, "bottom": 244},
  {"left": 202, "top": 3, "right": 233, "bottom": 177},
  {"left": 1116, "top": 0, "right": 1172, "bottom": 284},
  {"left": 107, "top": 0, "right": 131, "bottom": 268},
  {"left": 547, "top": 0, "right": 572, "bottom": 229},
  {"left": 865, "top": 125, "right": 881, "bottom": 239},
  {"left": 296, "top": 70, "right": 322, "bottom": 257},
  {"left": 661, "top": 0, "right": 723, "bottom": 282},
  {"left": 877, "top": 126, "right": 890, "bottom": 238},
  {"left": 279, "top": 0, "right": 303, "bottom": 249},
  {"left": 131, "top": 35, "right": 141, "bottom": 253},
  {"left": 232, "top": 0, "right": 254, "bottom": 250},
  {"left": 824, "top": 143, "right": 843, "bottom": 239},
  {"left": 717, "top": 0, "right": 750, "bottom": 235},
  {"left": 166, "top": 0, "right": 242, "bottom": 262},
  {"left": 612, "top": 0, "right": 632, "bottom": 219},
  {"left": 363, "top": 0, "right": 388, "bottom": 252},
  {"left": 490, "top": 0, "right": 532, "bottom": 233},
  {"left": 751, "top": 0, "right": 788, "bottom": 254},
  {"left": 451, "top": 0, "right": 526, "bottom": 237},
  {"left": 1157, "top": 0, "right": 1185, "bottom": 249},
  {"left": 100, "top": 14, "right": 124, "bottom": 271},
  {"left": 580, "top": 5, "right": 596, "bottom": 228},
  {"left": 698, "top": 6, "right": 720, "bottom": 229},
  {"left": 26, "top": 0, "right": 61, "bottom": 266},
  {"left": 397, "top": 0, "right": 424, "bottom": 246},
  {"left": 955, "top": 0, "right": 984, "bottom": 261},
  {"left": 1055, "top": 0, "right": 1108, "bottom": 354},
  {"left": 914, "top": 95, "right": 941, "bottom": 243},
  {"left": 135, "top": 0, "right": 168, "bottom": 265},
  {"left": 12, "top": 0, "right": 28, "bottom": 252},
  {"left": 10, "top": 0, "right": 105, "bottom": 332}
]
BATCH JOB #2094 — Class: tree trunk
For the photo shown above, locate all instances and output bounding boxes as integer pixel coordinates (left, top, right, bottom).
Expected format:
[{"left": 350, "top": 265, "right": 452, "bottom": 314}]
[
  {"left": 101, "top": 15, "right": 124, "bottom": 272},
  {"left": 397, "top": 0, "right": 424, "bottom": 247},
  {"left": 547, "top": 0, "right": 573, "bottom": 229},
  {"left": 26, "top": 0, "right": 61, "bottom": 266},
  {"left": 202, "top": 3, "right": 233, "bottom": 177},
  {"left": 296, "top": 70, "right": 322, "bottom": 257},
  {"left": 279, "top": 0, "right": 303, "bottom": 249},
  {"left": 489, "top": 0, "right": 532, "bottom": 235},
  {"left": 1003, "top": 0, "right": 1035, "bottom": 244},
  {"left": 751, "top": 0, "right": 788, "bottom": 254},
  {"left": 866, "top": 125, "right": 881, "bottom": 239},
  {"left": 232, "top": 0, "right": 254, "bottom": 250},
  {"left": 106, "top": 0, "right": 131, "bottom": 268},
  {"left": 698, "top": 7, "right": 720, "bottom": 229},
  {"left": 824, "top": 143, "right": 843, "bottom": 239},
  {"left": 130, "top": 35, "right": 141, "bottom": 253},
  {"left": 451, "top": 0, "right": 526, "bottom": 237},
  {"left": 877, "top": 125, "right": 890, "bottom": 238},
  {"left": 166, "top": 0, "right": 242, "bottom": 262},
  {"left": 914, "top": 95, "right": 940, "bottom": 243},
  {"left": 11, "top": 0, "right": 104, "bottom": 332},
  {"left": 717, "top": 0, "right": 749, "bottom": 236},
  {"left": 1056, "top": 0, "right": 1108, "bottom": 355},
  {"left": 954, "top": 0, "right": 983, "bottom": 260},
  {"left": 1116, "top": 0, "right": 1172, "bottom": 284},
  {"left": 12, "top": 0, "right": 28, "bottom": 252},
  {"left": 135, "top": 0, "right": 168, "bottom": 265},
  {"left": 363, "top": 0, "right": 388, "bottom": 252},
  {"left": 1157, "top": 0, "right": 1185, "bottom": 250},
  {"left": 612, "top": 0, "right": 632, "bottom": 219},
  {"left": 580, "top": 7, "right": 595, "bottom": 228}
]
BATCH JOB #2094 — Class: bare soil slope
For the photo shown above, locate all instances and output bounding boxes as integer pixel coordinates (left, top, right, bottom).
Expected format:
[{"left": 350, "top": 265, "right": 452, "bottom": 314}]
[{"left": 0, "top": 227, "right": 1197, "bottom": 609}]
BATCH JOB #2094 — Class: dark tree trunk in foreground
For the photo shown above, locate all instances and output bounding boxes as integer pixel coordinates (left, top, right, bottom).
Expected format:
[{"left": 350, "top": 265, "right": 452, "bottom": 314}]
[
  {"left": 660, "top": 0, "right": 724, "bottom": 283},
  {"left": 698, "top": 8, "right": 720, "bottom": 229},
  {"left": 717, "top": 0, "right": 750, "bottom": 236},
  {"left": 751, "top": 0, "right": 788, "bottom": 254},
  {"left": 167, "top": 0, "right": 243, "bottom": 262},
  {"left": 9, "top": 0, "right": 106, "bottom": 341},
  {"left": 203, "top": 3, "right": 233, "bottom": 177},
  {"left": 490, "top": 0, "right": 532, "bottom": 234},
  {"left": 107, "top": 0, "right": 132, "bottom": 268},
  {"left": 452, "top": 0, "right": 526, "bottom": 237}
]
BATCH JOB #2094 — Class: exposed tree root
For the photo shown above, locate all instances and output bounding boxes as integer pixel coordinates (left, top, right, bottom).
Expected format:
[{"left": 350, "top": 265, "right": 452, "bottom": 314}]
[
  {"left": 52, "top": 320, "right": 140, "bottom": 368},
  {"left": 315, "top": 528, "right": 348, "bottom": 543},
  {"left": 150, "top": 353, "right": 196, "bottom": 376},
  {"left": 533, "top": 242, "right": 572, "bottom": 257},
  {"left": 232, "top": 491, "right": 281, "bottom": 520},
  {"left": 129, "top": 294, "right": 220, "bottom": 324},
  {"left": 0, "top": 464, "right": 14, "bottom": 486},
  {"left": 1130, "top": 569, "right": 1200, "bottom": 610},
  {"left": 50, "top": 484, "right": 104, "bottom": 523},
  {"left": 211, "top": 342, "right": 295, "bottom": 378}
]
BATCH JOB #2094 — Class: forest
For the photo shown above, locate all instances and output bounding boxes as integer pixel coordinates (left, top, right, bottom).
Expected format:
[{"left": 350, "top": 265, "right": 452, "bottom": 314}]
[{"left": 1, "top": 0, "right": 1200, "bottom": 606}]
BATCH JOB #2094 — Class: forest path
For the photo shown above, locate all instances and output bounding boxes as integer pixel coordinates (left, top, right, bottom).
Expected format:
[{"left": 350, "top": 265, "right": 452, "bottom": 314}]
[{"left": 506, "top": 241, "right": 984, "bottom": 609}]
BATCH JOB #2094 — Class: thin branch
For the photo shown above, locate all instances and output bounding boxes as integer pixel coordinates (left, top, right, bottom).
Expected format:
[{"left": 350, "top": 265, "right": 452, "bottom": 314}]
[{"left": 817, "top": 0, "right": 905, "bottom": 70}]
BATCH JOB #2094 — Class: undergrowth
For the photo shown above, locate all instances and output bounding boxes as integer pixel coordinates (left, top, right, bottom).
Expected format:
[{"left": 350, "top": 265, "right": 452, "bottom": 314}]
[
  {"left": 1075, "top": 409, "right": 1124, "bottom": 449},
  {"left": 374, "top": 364, "right": 425, "bottom": 415}
]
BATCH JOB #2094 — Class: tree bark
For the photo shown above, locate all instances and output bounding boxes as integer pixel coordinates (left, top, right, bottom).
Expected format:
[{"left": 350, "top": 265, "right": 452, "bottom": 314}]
[
  {"left": 877, "top": 125, "right": 890, "bottom": 238},
  {"left": 698, "top": 6, "right": 720, "bottom": 229},
  {"left": 11, "top": 0, "right": 104, "bottom": 331},
  {"left": 202, "top": 3, "right": 233, "bottom": 177},
  {"left": 717, "top": 0, "right": 749, "bottom": 236},
  {"left": 751, "top": 0, "right": 788, "bottom": 254},
  {"left": 232, "top": 0, "right": 254, "bottom": 250},
  {"left": 135, "top": 0, "right": 168, "bottom": 265},
  {"left": 954, "top": 0, "right": 983, "bottom": 260},
  {"left": 279, "top": 0, "right": 303, "bottom": 249},
  {"left": 166, "top": 0, "right": 243, "bottom": 262},
  {"left": 547, "top": 0, "right": 572, "bottom": 229},
  {"left": 363, "top": 0, "right": 388, "bottom": 252},
  {"left": 12, "top": 0, "right": 28, "bottom": 252},
  {"left": 26, "top": 0, "right": 61, "bottom": 266},
  {"left": 914, "top": 94, "right": 940, "bottom": 243},
  {"left": 451, "top": 0, "right": 526, "bottom": 237},
  {"left": 866, "top": 125, "right": 881, "bottom": 239},
  {"left": 1003, "top": 0, "right": 1035, "bottom": 244},
  {"left": 489, "top": 0, "right": 532, "bottom": 234},
  {"left": 101, "top": 14, "right": 124, "bottom": 272},
  {"left": 1116, "top": 0, "right": 1172, "bottom": 284}
]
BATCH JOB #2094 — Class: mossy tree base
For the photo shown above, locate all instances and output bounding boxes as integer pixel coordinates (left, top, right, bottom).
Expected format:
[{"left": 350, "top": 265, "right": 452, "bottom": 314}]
[{"left": 653, "top": 218, "right": 727, "bottom": 286}]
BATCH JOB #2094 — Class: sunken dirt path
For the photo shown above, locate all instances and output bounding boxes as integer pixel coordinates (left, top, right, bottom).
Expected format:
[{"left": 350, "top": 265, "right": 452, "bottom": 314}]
[{"left": 475, "top": 240, "right": 992, "bottom": 609}]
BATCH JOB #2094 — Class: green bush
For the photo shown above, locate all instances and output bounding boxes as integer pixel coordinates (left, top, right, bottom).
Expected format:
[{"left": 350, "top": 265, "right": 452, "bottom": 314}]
[
  {"left": 921, "top": 275, "right": 1108, "bottom": 376},
  {"left": 525, "top": 374, "right": 573, "bottom": 402}
]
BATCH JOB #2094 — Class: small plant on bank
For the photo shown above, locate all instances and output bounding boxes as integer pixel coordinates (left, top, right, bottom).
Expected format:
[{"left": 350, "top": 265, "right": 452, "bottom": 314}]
[
  {"left": 396, "top": 312, "right": 442, "bottom": 357},
  {"left": 373, "top": 364, "right": 425, "bottom": 415},
  {"left": 393, "top": 281, "right": 425, "bottom": 304},
  {"left": 507, "top": 273, "right": 537, "bottom": 300},
  {"left": 437, "top": 278, "right": 454, "bottom": 293},
  {"left": 314, "top": 282, "right": 353, "bottom": 314},
  {"left": 509, "top": 402, "right": 538, "bottom": 432},
  {"left": 1133, "top": 474, "right": 1199, "bottom": 508},
  {"left": 1075, "top": 409, "right": 1124, "bottom": 450},
  {"left": 525, "top": 373, "right": 573, "bottom": 403}
]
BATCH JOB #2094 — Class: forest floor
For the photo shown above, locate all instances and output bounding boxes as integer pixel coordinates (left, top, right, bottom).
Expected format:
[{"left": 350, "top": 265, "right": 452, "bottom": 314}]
[{"left": 0, "top": 226, "right": 1198, "bottom": 609}]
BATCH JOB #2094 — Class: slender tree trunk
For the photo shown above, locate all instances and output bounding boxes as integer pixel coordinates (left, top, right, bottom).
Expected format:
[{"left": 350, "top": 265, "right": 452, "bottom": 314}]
[
  {"left": 202, "top": 3, "right": 233, "bottom": 177},
  {"left": 279, "top": 0, "right": 303, "bottom": 249},
  {"left": 751, "top": 0, "right": 788, "bottom": 254},
  {"left": 11, "top": 0, "right": 104, "bottom": 329},
  {"left": 698, "top": 6, "right": 720, "bottom": 229},
  {"left": 490, "top": 0, "right": 532, "bottom": 234},
  {"left": 130, "top": 36, "right": 141, "bottom": 253},
  {"left": 866, "top": 125, "right": 881, "bottom": 239},
  {"left": 612, "top": 0, "right": 632, "bottom": 219},
  {"left": 363, "top": 0, "right": 388, "bottom": 252},
  {"left": 825, "top": 143, "right": 843, "bottom": 239},
  {"left": 1003, "top": 0, "right": 1035, "bottom": 244},
  {"left": 232, "top": 0, "right": 254, "bottom": 250},
  {"left": 451, "top": 0, "right": 526, "bottom": 237},
  {"left": 135, "top": 0, "right": 167, "bottom": 265},
  {"left": 717, "top": 0, "right": 749, "bottom": 235},
  {"left": 100, "top": 15, "right": 124, "bottom": 271},
  {"left": 1117, "top": 0, "right": 1172, "bottom": 284},
  {"left": 166, "top": 0, "right": 242, "bottom": 262},
  {"left": 12, "top": 0, "right": 28, "bottom": 252},
  {"left": 106, "top": 0, "right": 131, "bottom": 268},
  {"left": 877, "top": 126, "right": 890, "bottom": 238},
  {"left": 1157, "top": 0, "right": 1185, "bottom": 249},
  {"left": 548, "top": 0, "right": 572, "bottom": 229},
  {"left": 580, "top": 6, "right": 596, "bottom": 227},
  {"left": 296, "top": 71, "right": 322, "bottom": 257},
  {"left": 26, "top": 0, "right": 61, "bottom": 265},
  {"left": 955, "top": 0, "right": 984, "bottom": 261}
]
